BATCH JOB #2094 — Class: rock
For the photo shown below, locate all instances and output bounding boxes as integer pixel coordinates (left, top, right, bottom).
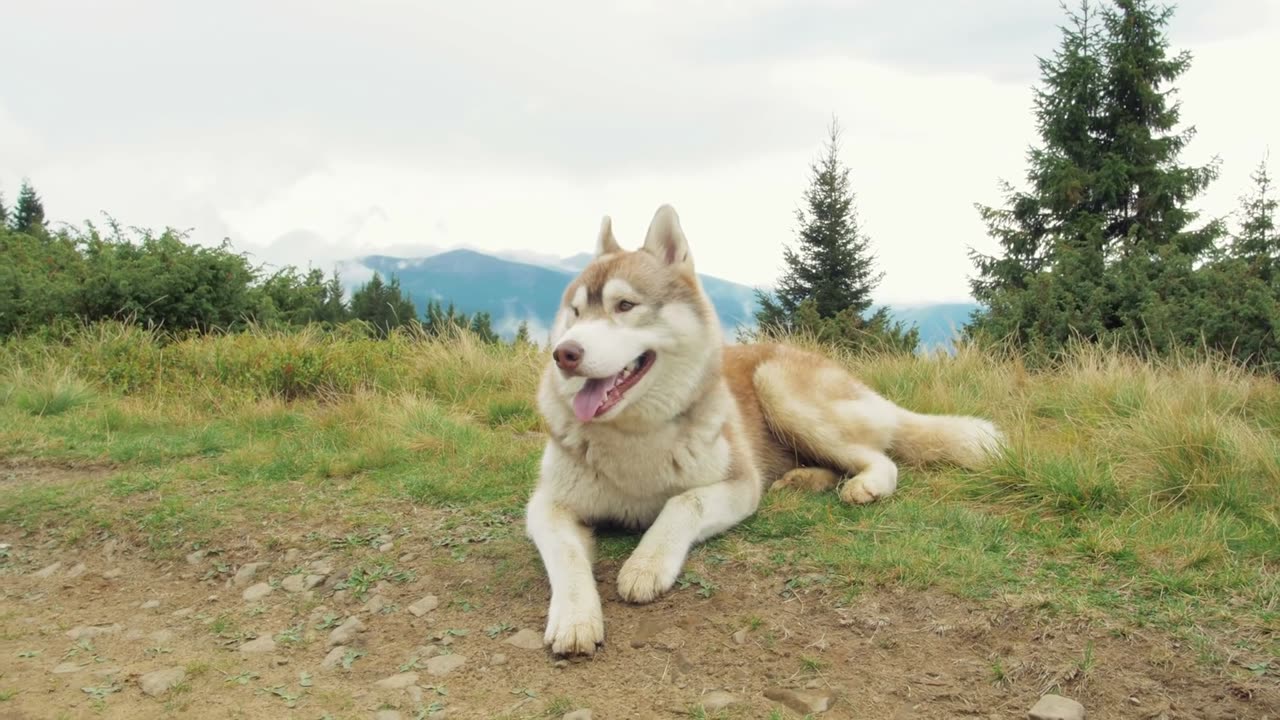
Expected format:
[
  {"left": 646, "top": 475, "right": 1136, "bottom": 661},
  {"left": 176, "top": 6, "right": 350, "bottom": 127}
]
[
  {"left": 140, "top": 599, "right": 161, "bottom": 610},
  {"left": 1029, "top": 694, "right": 1086, "bottom": 720},
  {"left": 33, "top": 562, "right": 62, "bottom": 578},
  {"left": 407, "top": 595, "right": 439, "bottom": 617},
  {"left": 732, "top": 628, "right": 749, "bottom": 645},
  {"left": 65, "top": 563, "right": 87, "bottom": 578},
  {"left": 701, "top": 691, "right": 741, "bottom": 712},
  {"left": 374, "top": 711, "right": 403, "bottom": 720},
  {"left": 102, "top": 568, "right": 123, "bottom": 580},
  {"left": 563, "top": 711, "right": 593, "bottom": 720},
  {"left": 425, "top": 654, "right": 466, "bottom": 677},
  {"left": 363, "top": 595, "right": 387, "bottom": 614},
  {"left": 489, "top": 653, "right": 508, "bottom": 667},
  {"left": 172, "top": 607, "right": 195, "bottom": 618},
  {"left": 321, "top": 646, "right": 348, "bottom": 669},
  {"left": 138, "top": 666, "right": 186, "bottom": 696},
  {"left": 186, "top": 549, "right": 207, "bottom": 565},
  {"left": 281, "top": 574, "right": 309, "bottom": 593},
  {"left": 238, "top": 635, "right": 277, "bottom": 654},
  {"left": 304, "top": 574, "right": 326, "bottom": 589},
  {"left": 242, "top": 582, "right": 272, "bottom": 602},
  {"left": 398, "top": 553, "right": 416, "bottom": 563},
  {"left": 233, "top": 562, "right": 268, "bottom": 587},
  {"left": 377, "top": 534, "right": 393, "bottom": 544},
  {"left": 764, "top": 688, "right": 834, "bottom": 715},
  {"left": 66, "top": 624, "right": 122, "bottom": 641},
  {"left": 378, "top": 542, "right": 394, "bottom": 553},
  {"left": 52, "top": 662, "right": 83, "bottom": 674},
  {"left": 150, "top": 629, "right": 176, "bottom": 644},
  {"left": 284, "top": 548, "right": 301, "bottom": 564},
  {"left": 373, "top": 672, "right": 418, "bottom": 690},
  {"left": 407, "top": 685, "right": 425, "bottom": 704},
  {"left": 328, "top": 616, "right": 365, "bottom": 647},
  {"left": 554, "top": 659, "right": 569, "bottom": 669},
  {"left": 310, "top": 559, "right": 334, "bottom": 575},
  {"left": 505, "top": 629, "right": 543, "bottom": 651}
]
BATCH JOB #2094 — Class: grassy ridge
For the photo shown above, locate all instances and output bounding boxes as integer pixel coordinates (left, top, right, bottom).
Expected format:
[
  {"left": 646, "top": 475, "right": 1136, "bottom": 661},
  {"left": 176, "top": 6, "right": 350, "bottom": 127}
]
[{"left": 1, "top": 323, "right": 1276, "bottom": 669}]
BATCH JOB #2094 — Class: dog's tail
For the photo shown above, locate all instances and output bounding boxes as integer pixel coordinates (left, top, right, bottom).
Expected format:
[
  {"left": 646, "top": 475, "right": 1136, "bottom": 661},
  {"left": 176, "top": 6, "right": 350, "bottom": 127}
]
[{"left": 887, "top": 407, "right": 1003, "bottom": 469}]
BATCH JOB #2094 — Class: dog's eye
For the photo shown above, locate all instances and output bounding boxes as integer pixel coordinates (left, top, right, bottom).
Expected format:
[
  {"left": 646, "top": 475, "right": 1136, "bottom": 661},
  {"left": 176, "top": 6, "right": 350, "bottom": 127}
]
[{"left": 617, "top": 300, "right": 636, "bottom": 312}]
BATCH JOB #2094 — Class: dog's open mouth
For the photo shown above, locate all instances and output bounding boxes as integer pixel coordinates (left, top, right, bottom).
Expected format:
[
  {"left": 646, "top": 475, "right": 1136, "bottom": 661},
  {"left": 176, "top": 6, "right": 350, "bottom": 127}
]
[{"left": 572, "top": 351, "right": 656, "bottom": 422}]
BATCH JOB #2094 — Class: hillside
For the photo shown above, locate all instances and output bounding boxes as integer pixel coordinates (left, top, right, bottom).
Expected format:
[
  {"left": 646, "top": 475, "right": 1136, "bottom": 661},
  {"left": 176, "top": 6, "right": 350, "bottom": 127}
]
[{"left": 347, "top": 250, "right": 977, "bottom": 348}]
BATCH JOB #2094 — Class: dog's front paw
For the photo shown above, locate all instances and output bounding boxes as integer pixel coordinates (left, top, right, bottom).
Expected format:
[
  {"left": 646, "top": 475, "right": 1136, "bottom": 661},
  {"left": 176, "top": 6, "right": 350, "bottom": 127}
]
[
  {"left": 617, "top": 553, "right": 678, "bottom": 604},
  {"left": 544, "top": 598, "right": 604, "bottom": 656}
]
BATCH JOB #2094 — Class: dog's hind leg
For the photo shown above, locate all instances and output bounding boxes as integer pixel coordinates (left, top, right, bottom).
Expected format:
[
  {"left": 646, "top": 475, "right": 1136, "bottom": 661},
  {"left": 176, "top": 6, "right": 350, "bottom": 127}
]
[{"left": 616, "top": 463, "right": 761, "bottom": 604}]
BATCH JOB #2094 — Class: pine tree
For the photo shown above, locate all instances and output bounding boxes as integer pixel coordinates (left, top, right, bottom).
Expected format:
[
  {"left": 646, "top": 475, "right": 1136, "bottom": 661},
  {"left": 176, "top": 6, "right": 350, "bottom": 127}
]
[
  {"left": 513, "top": 320, "right": 532, "bottom": 346},
  {"left": 1230, "top": 155, "right": 1277, "bottom": 281},
  {"left": 968, "top": 0, "right": 1222, "bottom": 358},
  {"left": 469, "top": 312, "right": 498, "bottom": 343},
  {"left": 756, "top": 119, "right": 883, "bottom": 329},
  {"left": 0, "top": 190, "right": 8, "bottom": 227},
  {"left": 10, "top": 180, "right": 46, "bottom": 235},
  {"left": 350, "top": 272, "right": 418, "bottom": 337}
]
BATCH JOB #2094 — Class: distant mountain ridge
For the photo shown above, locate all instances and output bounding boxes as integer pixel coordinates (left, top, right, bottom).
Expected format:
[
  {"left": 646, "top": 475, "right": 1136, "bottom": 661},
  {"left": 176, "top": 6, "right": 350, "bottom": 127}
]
[{"left": 344, "top": 250, "right": 977, "bottom": 351}]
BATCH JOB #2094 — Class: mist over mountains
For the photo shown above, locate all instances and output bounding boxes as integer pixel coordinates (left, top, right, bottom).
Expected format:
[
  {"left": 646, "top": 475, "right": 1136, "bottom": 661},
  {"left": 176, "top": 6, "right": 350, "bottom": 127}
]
[{"left": 341, "top": 250, "right": 977, "bottom": 351}]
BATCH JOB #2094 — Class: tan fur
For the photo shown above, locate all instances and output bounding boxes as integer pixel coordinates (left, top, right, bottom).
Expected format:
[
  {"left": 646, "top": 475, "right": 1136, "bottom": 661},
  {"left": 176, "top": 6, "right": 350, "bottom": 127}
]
[{"left": 526, "top": 205, "right": 1003, "bottom": 656}]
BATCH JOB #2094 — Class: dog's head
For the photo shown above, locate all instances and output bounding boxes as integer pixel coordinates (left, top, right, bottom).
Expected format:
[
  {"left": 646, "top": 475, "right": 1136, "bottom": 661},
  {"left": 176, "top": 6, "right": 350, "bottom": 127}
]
[{"left": 541, "top": 205, "right": 722, "bottom": 426}]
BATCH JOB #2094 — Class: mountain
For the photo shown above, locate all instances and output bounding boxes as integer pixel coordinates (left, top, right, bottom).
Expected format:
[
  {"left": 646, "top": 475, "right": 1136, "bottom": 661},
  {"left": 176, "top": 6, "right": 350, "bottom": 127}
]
[{"left": 345, "top": 250, "right": 977, "bottom": 349}]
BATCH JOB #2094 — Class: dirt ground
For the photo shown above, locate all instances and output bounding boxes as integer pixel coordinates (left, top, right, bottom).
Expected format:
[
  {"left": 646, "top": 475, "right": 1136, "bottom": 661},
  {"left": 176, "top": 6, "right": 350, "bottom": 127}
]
[{"left": 1, "top": 465, "right": 1276, "bottom": 720}]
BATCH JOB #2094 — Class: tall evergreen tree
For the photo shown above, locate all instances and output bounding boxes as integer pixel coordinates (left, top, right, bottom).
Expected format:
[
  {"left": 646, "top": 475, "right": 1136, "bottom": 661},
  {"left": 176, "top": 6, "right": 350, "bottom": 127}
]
[
  {"left": 10, "top": 180, "right": 46, "bottom": 235},
  {"left": 1230, "top": 155, "right": 1277, "bottom": 281},
  {"left": 0, "top": 190, "right": 8, "bottom": 228},
  {"left": 513, "top": 320, "right": 533, "bottom": 346},
  {"left": 756, "top": 119, "right": 883, "bottom": 329},
  {"left": 350, "top": 272, "right": 418, "bottom": 337},
  {"left": 967, "top": 0, "right": 1222, "bottom": 357}
]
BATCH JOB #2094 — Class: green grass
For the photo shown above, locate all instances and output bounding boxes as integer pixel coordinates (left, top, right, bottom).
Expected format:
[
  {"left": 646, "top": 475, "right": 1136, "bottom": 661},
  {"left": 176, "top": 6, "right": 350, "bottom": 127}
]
[{"left": 1, "top": 322, "right": 1277, "bottom": 665}]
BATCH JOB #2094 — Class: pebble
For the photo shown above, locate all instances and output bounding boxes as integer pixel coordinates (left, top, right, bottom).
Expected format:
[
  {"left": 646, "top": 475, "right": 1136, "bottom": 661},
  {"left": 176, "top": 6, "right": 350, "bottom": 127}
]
[
  {"left": 701, "top": 691, "right": 742, "bottom": 712},
  {"left": 102, "top": 568, "right": 123, "bottom": 580},
  {"left": 407, "top": 686, "right": 425, "bottom": 704},
  {"left": 378, "top": 542, "right": 394, "bottom": 553},
  {"left": 764, "top": 688, "right": 835, "bottom": 715},
  {"left": 398, "top": 553, "right": 416, "bottom": 563},
  {"left": 425, "top": 654, "right": 467, "bottom": 677},
  {"left": 242, "top": 582, "right": 273, "bottom": 602},
  {"left": 66, "top": 624, "right": 122, "bottom": 641},
  {"left": 505, "top": 629, "right": 543, "bottom": 651},
  {"left": 150, "top": 629, "right": 176, "bottom": 644},
  {"left": 1029, "top": 694, "right": 1086, "bottom": 720},
  {"left": 282, "top": 575, "right": 308, "bottom": 593},
  {"left": 233, "top": 562, "right": 268, "bottom": 587},
  {"left": 489, "top": 653, "right": 508, "bottom": 666},
  {"left": 310, "top": 559, "right": 334, "bottom": 575},
  {"left": 554, "top": 660, "right": 569, "bottom": 669},
  {"left": 185, "top": 549, "right": 207, "bottom": 565},
  {"left": 238, "top": 635, "right": 277, "bottom": 654},
  {"left": 328, "top": 616, "right": 366, "bottom": 647},
  {"left": 138, "top": 666, "right": 186, "bottom": 696},
  {"left": 321, "top": 646, "right": 348, "bottom": 670},
  {"left": 65, "top": 563, "right": 87, "bottom": 578},
  {"left": 407, "top": 595, "right": 439, "bottom": 617},
  {"left": 140, "top": 599, "right": 161, "bottom": 610},
  {"left": 363, "top": 595, "right": 387, "bottom": 614},
  {"left": 284, "top": 548, "right": 301, "bottom": 564},
  {"left": 732, "top": 628, "right": 749, "bottom": 645},
  {"left": 33, "top": 562, "right": 62, "bottom": 578},
  {"left": 373, "top": 672, "right": 419, "bottom": 690}
]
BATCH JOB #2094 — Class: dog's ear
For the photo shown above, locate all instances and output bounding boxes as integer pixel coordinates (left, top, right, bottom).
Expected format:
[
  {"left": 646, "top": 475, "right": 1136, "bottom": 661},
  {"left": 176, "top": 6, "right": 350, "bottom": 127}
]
[
  {"left": 596, "top": 215, "right": 622, "bottom": 256},
  {"left": 641, "top": 204, "right": 692, "bottom": 269}
]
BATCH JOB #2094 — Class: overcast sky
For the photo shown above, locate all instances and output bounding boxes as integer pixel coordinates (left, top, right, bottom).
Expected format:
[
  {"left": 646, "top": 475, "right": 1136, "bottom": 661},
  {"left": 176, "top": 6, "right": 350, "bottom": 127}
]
[{"left": 1, "top": 1, "right": 1276, "bottom": 303}]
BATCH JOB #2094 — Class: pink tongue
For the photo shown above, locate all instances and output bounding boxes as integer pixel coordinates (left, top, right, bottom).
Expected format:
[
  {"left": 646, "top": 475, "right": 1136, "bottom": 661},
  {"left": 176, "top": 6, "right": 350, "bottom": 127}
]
[{"left": 573, "top": 377, "right": 613, "bottom": 422}]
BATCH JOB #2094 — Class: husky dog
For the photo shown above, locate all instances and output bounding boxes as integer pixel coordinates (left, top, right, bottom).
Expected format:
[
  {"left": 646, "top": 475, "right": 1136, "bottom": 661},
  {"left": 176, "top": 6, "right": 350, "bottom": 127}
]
[{"left": 526, "top": 205, "right": 1002, "bottom": 656}]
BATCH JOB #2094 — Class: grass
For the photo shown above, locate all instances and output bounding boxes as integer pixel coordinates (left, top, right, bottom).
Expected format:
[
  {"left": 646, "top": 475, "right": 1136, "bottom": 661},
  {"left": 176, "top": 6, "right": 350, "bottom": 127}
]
[{"left": 1, "top": 322, "right": 1278, "bottom": 667}]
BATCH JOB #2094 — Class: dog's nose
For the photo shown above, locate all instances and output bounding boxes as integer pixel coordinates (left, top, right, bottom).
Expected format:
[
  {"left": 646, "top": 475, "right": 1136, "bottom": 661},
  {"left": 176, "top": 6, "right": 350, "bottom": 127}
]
[{"left": 553, "top": 340, "right": 584, "bottom": 372}]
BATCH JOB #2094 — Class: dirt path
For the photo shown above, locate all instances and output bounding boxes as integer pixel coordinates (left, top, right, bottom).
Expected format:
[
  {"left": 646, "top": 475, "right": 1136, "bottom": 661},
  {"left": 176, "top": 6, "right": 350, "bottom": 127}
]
[{"left": 1, "top": 472, "right": 1275, "bottom": 719}]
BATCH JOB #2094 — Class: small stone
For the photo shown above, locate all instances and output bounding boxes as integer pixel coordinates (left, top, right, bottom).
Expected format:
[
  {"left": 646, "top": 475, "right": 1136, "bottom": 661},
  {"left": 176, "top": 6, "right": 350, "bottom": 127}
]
[
  {"left": 150, "top": 629, "right": 176, "bottom": 644},
  {"left": 363, "top": 595, "right": 387, "bottom": 614},
  {"left": 425, "top": 654, "right": 466, "bottom": 677},
  {"left": 186, "top": 549, "right": 207, "bottom": 565},
  {"left": 239, "top": 635, "right": 277, "bottom": 654},
  {"left": 378, "top": 542, "right": 394, "bottom": 553},
  {"left": 233, "top": 562, "right": 268, "bottom": 587},
  {"left": 328, "top": 616, "right": 366, "bottom": 647},
  {"left": 138, "top": 666, "right": 186, "bottom": 696},
  {"left": 66, "top": 624, "right": 122, "bottom": 641},
  {"left": 407, "top": 595, "right": 439, "bottom": 617},
  {"left": 374, "top": 711, "right": 403, "bottom": 720},
  {"left": 33, "top": 562, "right": 62, "bottom": 578},
  {"left": 701, "top": 691, "right": 741, "bottom": 712},
  {"left": 321, "top": 646, "right": 347, "bottom": 669},
  {"left": 65, "top": 563, "right": 87, "bottom": 578},
  {"left": 310, "top": 559, "right": 334, "bottom": 575},
  {"left": 407, "top": 685, "right": 425, "bottom": 704},
  {"left": 304, "top": 574, "right": 326, "bottom": 589},
  {"left": 272, "top": 657, "right": 289, "bottom": 667},
  {"left": 284, "top": 548, "right": 301, "bottom": 564},
  {"left": 505, "top": 629, "right": 543, "bottom": 651},
  {"left": 172, "top": 607, "right": 195, "bottom": 617},
  {"left": 282, "top": 574, "right": 308, "bottom": 593},
  {"left": 489, "top": 653, "right": 508, "bottom": 666},
  {"left": 398, "top": 553, "right": 416, "bottom": 563},
  {"left": 242, "top": 582, "right": 272, "bottom": 602},
  {"left": 140, "top": 599, "right": 161, "bottom": 610},
  {"left": 102, "top": 568, "right": 123, "bottom": 579},
  {"left": 806, "top": 679, "right": 822, "bottom": 689},
  {"left": 52, "top": 662, "right": 83, "bottom": 674},
  {"left": 373, "top": 672, "right": 418, "bottom": 690},
  {"left": 206, "top": 595, "right": 219, "bottom": 603},
  {"left": 554, "top": 659, "right": 569, "bottom": 669},
  {"left": 1028, "top": 694, "right": 1086, "bottom": 720},
  {"left": 732, "top": 628, "right": 749, "bottom": 645},
  {"left": 562, "top": 711, "right": 593, "bottom": 720},
  {"left": 377, "top": 534, "right": 393, "bottom": 544},
  {"left": 764, "top": 688, "right": 834, "bottom": 715}
]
